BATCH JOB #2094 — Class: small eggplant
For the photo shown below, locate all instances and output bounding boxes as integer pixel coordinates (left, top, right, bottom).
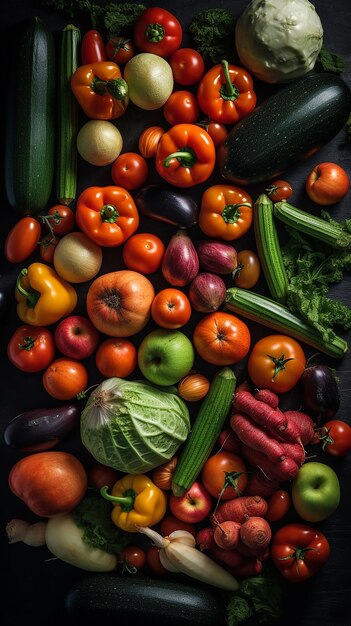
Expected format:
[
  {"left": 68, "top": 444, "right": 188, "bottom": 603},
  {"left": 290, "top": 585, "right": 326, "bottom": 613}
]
[
  {"left": 300, "top": 365, "right": 340, "bottom": 423},
  {"left": 162, "top": 230, "right": 199, "bottom": 286},
  {"left": 135, "top": 184, "right": 198, "bottom": 228},
  {"left": 4, "top": 404, "right": 80, "bottom": 451},
  {"left": 196, "top": 239, "right": 238, "bottom": 275}
]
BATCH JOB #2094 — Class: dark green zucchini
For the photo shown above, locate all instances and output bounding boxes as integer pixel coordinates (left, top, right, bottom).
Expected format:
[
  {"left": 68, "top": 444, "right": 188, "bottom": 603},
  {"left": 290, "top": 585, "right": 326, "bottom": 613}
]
[
  {"left": 5, "top": 17, "right": 55, "bottom": 215},
  {"left": 65, "top": 574, "right": 226, "bottom": 626},
  {"left": 217, "top": 73, "right": 351, "bottom": 185}
]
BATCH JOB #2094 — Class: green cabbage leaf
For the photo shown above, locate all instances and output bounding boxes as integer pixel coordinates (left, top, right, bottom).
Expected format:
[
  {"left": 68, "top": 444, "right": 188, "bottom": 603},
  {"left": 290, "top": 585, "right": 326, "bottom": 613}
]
[{"left": 80, "top": 378, "right": 190, "bottom": 474}]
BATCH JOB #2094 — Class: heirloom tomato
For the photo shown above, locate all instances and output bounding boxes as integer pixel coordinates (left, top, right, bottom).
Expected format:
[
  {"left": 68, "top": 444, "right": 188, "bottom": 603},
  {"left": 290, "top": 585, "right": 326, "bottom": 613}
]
[
  {"left": 202, "top": 451, "right": 248, "bottom": 500},
  {"left": 193, "top": 311, "right": 250, "bottom": 366},
  {"left": 265, "top": 180, "right": 293, "bottom": 202},
  {"left": 43, "top": 358, "right": 88, "bottom": 400},
  {"left": 106, "top": 36, "right": 135, "bottom": 64},
  {"left": 247, "top": 335, "right": 306, "bottom": 394},
  {"left": 233, "top": 250, "right": 261, "bottom": 289},
  {"left": 4, "top": 217, "right": 41, "bottom": 263}
]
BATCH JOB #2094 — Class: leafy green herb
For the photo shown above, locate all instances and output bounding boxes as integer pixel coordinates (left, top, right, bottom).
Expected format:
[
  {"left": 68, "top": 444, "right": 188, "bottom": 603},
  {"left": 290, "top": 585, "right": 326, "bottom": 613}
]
[
  {"left": 226, "top": 570, "right": 283, "bottom": 626},
  {"left": 187, "top": 8, "right": 237, "bottom": 64},
  {"left": 282, "top": 226, "right": 351, "bottom": 343},
  {"left": 318, "top": 44, "right": 346, "bottom": 74},
  {"left": 72, "top": 495, "right": 130, "bottom": 554},
  {"left": 43, "top": 1, "right": 146, "bottom": 38}
]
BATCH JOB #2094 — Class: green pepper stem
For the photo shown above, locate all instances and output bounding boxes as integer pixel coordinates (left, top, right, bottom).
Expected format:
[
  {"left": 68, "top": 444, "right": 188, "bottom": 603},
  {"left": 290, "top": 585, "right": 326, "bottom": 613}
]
[
  {"left": 164, "top": 148, "right": 197, "bottom": 168},
  {"left": 100, "top": 486, "right": 136, "bottom": 512},
  {"left": 107, "top": 78, "right": 128, "bottom": 101},
  {"left": 100, "top": 204, "right": 119, "bottom": 223},
  {"left": 16, "top": 269, "right": 40, "bottom": 309},
  {"left": 220, "top": 59, "right": 239, "bottom": 101},
  {"left": 146, "top": 22, "right": 165, "bottom": 42},
  {"left": 222, "top": 202, "right": 252, "bottom": 224}
]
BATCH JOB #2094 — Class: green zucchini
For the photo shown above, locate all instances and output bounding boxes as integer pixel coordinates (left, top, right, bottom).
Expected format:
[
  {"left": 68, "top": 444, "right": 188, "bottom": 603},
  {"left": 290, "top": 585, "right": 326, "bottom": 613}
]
[
  {"left": 225, "top": 288, "right": 348, "bottom": 359},
  {"left": 5, "top": 17, "right": 55, "bottom": 215},
  {"left": 253, "top": 193, "right": 289, "bottom": 303},
  {"left": 65, "top": 574, "right": 226, "bottom": 625},
  {"left": 57, "top": 24, "right": 81, "bottom": 206},
  {"left": 217, "top": 72, "right": 351, "bottom": 184},
  {"left": 171, "top": 367, "right": 236, "bottom": 497},
  {"left": 273, "top": 201, "right": 351, "bottom": 250}
]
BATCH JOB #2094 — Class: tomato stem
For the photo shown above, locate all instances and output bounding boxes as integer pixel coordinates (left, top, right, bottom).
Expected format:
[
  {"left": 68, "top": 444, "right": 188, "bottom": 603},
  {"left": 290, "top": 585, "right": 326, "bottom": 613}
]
[{"left": 267, "top": 352, "right": 294, "bottom": 380}]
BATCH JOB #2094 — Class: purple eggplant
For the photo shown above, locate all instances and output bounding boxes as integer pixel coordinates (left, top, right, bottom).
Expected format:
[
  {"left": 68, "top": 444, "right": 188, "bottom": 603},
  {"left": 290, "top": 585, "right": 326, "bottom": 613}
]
[
  {"left": 4, "top": 404, "right": 80, "bottom": 451},
  {"left": 300, "top": 365, "right": 340, "bottom": 423}
]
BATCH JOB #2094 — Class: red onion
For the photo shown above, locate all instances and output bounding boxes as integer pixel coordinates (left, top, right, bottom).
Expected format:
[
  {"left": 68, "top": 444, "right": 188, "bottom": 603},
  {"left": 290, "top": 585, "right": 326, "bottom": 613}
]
[
  {"left": 162, "top": 230, "right": 199, "bottom": 286},
  {"left": 196, "top": 239, "right": 237, "bottom": 275},
  {"left": 188, "top": 272, "right": 227, "bottom": 312}
]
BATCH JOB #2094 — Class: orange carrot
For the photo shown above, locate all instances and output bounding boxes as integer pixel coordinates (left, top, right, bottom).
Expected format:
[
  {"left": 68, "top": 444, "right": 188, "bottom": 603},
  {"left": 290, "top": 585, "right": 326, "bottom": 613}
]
[
  {"left": 196, "top": 527, "right": 216, "bottom": 552},
  {"left": 213, "top": 520, "right": 241, "bottom": 550},
  {"left": 211, "top": 495, "right": 268, "bottom": 525},
  {"left": 239, "top": 516, "right": 272, "bottom": 551}
]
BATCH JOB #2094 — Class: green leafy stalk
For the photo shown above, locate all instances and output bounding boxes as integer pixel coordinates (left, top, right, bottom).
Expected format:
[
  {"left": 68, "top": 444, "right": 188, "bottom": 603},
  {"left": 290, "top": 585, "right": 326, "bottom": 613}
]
[
  {"left": 187, "top": 8, "right": 237, "bottom": 64},
  {"left": 72, "top": 496, "right": 130, "bottom": 554},
  {"left": 318, "top": 44, "right": 346, "bottom": 74}
]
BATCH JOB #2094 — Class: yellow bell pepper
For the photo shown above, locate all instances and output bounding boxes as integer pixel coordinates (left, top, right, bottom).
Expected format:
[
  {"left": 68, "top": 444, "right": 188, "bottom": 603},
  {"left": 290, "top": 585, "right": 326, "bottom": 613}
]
[
  {"left": 15, "top": 262, "right": 77, "bottom": 326},
  {"left": 101, "top": 474, "right": 167, "bottom": 533}
]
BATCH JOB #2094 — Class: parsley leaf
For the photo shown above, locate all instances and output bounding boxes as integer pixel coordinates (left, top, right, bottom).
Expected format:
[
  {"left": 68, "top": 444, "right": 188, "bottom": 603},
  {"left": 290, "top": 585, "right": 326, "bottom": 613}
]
[
  {"left": 226, "top": 570, "right": 283, "bottom": 626},
  {"left": 187, "top": 9, "right": 237, "bottom": 64},
  {"left": 72, "top": 496, "right": 130, "bottom": 554},
  {"left": 318, "top": 44, "right": 346, "bottom": 74}
]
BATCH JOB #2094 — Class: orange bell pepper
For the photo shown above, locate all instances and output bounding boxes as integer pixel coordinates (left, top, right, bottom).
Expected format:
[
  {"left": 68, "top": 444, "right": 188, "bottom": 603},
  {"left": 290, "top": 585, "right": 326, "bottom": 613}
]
[
  {"left": 71, "top": 61, "right": 129, "bottom": 119},
  {"left": 199, "top": 184, "right": 253, "bottom": 240},
  {"left": 155, "top": 123, "right": 216, "bottom": 188},
  {"left": 76, "top": 185, "right": 139, "bottom": 247},
  {"left": 197, "top": 60, "right": 256, "bottom": 125}
]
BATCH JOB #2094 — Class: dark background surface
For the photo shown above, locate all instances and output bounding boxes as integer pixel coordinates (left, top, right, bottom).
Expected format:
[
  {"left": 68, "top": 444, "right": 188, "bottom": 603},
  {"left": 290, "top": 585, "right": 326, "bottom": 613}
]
[{"left": 0, "top": 1, "right": 351, "bottom": 625}]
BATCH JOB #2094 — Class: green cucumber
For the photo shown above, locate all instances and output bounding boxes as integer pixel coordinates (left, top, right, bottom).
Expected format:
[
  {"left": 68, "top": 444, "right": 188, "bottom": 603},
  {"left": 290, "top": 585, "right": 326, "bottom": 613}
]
[
  {"left": 5, "top": 17, "right": 55, "bottom": 215},
  {"left": 217, "top": 72, "right": 351, "bottom": 184},
  {"left": 225, "top": 287, "right": 348, "bottom": 359}
]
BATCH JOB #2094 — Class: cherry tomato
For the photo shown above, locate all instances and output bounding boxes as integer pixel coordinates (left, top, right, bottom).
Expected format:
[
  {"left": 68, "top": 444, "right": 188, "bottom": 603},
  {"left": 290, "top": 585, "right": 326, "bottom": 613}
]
[
  {"left": 233, "top": 250, "right": 261, "bottom": 289},
  {"left": 4, "top": 217, "right": 41, "bottom": 263},
  {"left": 88, "top": 463, "right": 121, "bottom": 490},
  {"left": 151, "top": 288, "right": 192, "bottom": 329},
  {"left": 81, "top": 29, "right": 107, "bottom": 64},
  {"left": 266, "top": 489, "right": 292, "bottom": 522},
  {"left": 43, "top": 205, "right": 76, "bottom": 236},
  {"left": 160, "top": 515, "right": 196, "bottom": 538},
  {"left": 169, "top": 47, "right": 205, "bottom": 85},
  {"left": 119, "top": 545, "right": 146, "bottom": 573},
  {"left": 265, "top": 180, "right": 293, "bottom": 202},
  {"left": 146, "top": 545, "right": 167, "bottom": 576},
  {"left": 95, "top": 338, "right": 137, "bottom": 378},
  {"left": 322, "top": 419, "right": 351, "bottom": 456},
  {"left": 106, "top": 36, "right": 136, "bottom": 64},
  {"left": 163, "top": 90, "right": 200, "bottom": 125},
  {"left": 42, "top": 357, "right": 88, "bottom": 400},
  {"left": 7, "top": 325, "right": 55, "bottom": 373},
  {"left": 247, "top": 334, "right": 306, "bottom": 394},
  {"left": 203, "top": 121, "right": 228, "bottom": 147},
  {"left": 202, "top": 451, "right": 248, "bottom": 500},
  {"left": 122, "top": 233, "right": 165, "bottom": 274},
  {"left": 305, "top": 162, "right": 350, "bottom": 206},
  {"left": 39, "top": 234, "right": 60, "bottom": 264},
  {"left": 271, "top": 523, "right": 330, "bottom": 582},
  {"left": 111, "top": 152, "right": 149, "bottom": 190}
]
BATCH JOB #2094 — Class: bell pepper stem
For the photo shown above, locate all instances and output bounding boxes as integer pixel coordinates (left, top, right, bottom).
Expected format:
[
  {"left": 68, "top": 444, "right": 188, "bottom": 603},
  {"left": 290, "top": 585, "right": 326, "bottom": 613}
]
[
  {"left": 100, "top": 486, "right": 135, "bottom": 511},
  {"left": 164, "top": 148, "right": 197, "bottom": 168},
  {"left": 220, "top": 60, "right": 239, "bottom": 101},
  {"left": 146, "top": 23, "right": 165, "bottom": 42},
  {"left": 222, "top": 202, "right": 252, "bottom": 224},
  {"left": 100, "top": 204, "right": 119, "bottom": 223},
  {"left": 16, "top": 269, "right": 40, "bottom": 309}
]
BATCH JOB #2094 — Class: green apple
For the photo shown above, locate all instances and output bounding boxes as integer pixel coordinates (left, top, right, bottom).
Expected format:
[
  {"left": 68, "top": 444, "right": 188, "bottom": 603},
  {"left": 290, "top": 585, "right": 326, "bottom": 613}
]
[
  {"left": 292, "top": 461, "right": 340, "bottom": 522},
  {"left": 138, "top": 329, "right": 195, "bottom": 386}
]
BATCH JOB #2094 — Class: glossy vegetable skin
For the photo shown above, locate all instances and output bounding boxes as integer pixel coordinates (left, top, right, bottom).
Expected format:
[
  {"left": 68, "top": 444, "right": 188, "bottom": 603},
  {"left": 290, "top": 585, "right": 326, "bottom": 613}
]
[
  {"left": 300, "top": 365, "right": 340, "bottom": 421},
  {"left": 7, "top": 325, "right": 55, "bottom": 372},
  {"left": 199, "top": 185, "right": 252, "bottom": 240},
  {"left": 218, "top": 73, "right": 351, "bottom": 184},
  {"left": 133, "top": 7, "right": 182, "bottom": 58},
  {"left": 4, "top": 404, "right": 80, "bottom": 451},
  {"left": 71, "top": 62, "right": 129, "bottom": 120},
  {"left": 135, "top": 185, "right": 198, "bottom": 228},
  {"left": 321, "top": 420, "right": 351, "bottom": 456},
  {"left": 247, "top": 334, "right": 306, "bottom": 394},
  {"left": 271, "top": 523, "right": 330, "bottom": 582},
  {"left": 81, "top": 30, "right": 106, "bottom": 64},
  {"left": 4, "top": 217, "right": 41, "bottom": 263}
]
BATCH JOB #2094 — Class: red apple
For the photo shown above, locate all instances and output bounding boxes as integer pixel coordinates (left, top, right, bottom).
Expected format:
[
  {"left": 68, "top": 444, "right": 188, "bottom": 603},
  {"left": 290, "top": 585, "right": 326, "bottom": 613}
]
[
  {"left": 306, "top": 161, "right": 350, "bottom": 205},
  {"left": 169, "top": 481, "right": 212, "bottom": 523},
  {"left": 54, "top": 315, "right": 100, "bottom": 360}
]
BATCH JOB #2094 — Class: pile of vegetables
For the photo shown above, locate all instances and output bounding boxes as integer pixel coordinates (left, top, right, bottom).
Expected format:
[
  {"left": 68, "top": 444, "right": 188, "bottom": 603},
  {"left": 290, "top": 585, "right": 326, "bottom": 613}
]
[{"left": 2, "top": 2, "right": 351, "bottom": 626}]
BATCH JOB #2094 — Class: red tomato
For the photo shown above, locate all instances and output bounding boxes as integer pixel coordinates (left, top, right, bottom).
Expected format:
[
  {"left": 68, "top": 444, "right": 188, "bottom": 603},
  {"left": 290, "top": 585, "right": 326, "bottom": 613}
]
[
  {"left": 233, "top": 250, "right": 261, "bottom": 289},
  {"left": 151, "top": 288, "right": 192, "bottom": 329},
  {"left": 169, "top": 47, "right": 205, "bottom": 85},
  {"left": 4, "top": 217, "right": 41, "bottom": 263},
  {"left": 39, "top": 234, "right": 60, "bottom": 264},
  {"left": 193, "top": 311, "right": 250, "bottom": 366},
  {"left": 160, "top": 515, "right": 196, "bottom": 538},
  {"left": 122, "top": 233, "right": 165, "bottom": 274},
  {"left": 247, "top": 334, "right": 306, "bottom": 394},
  {"left": 306, "top": 162, "right": 350, "bottom": 205},
  {"left": 202, "top": 451, "right": 248, "bottom": 500},
  {"left": 7, "top": 325, "right": 55, "bottom": 373},
  {"left": 266, "top": 489, "right": 292, "bottom": 522},
  {"left": 203, "top": 121, "right": 228, "bottom": 147},
  {"left": 322, "top": 420, "right": 351, "bottom": 456},
  {"left": 88, "top": 463, "right": 121, "bottom": 490},
  {"left": 106, "top": 36, "right": 136, "bottom": 64},
  {"left": 146, "top": 545, "right": 167, "bottom": 575},
  {"left": 119, "top": 545, "right": 146, "bottom": 573},
  {"left": 111, "top": 152, "right": 149, "bottom": 190},
  {"left": 81, "top": 29, "right": 107, "bottom": 64},
  {"left": 43, "top": 358, "right": 88, "bottom": 400},
  {"left": 271, "top": 523, "right": 330, "bottom": 582},
  {"left": 265, "top": 180, "right": 293, "bottom": 202},
  {"left": 163, "top": 90, "right": 200, "bottom": 125},
  {"left": 43, "top": 205, "right": 76, "bottom": 236},
  {"left": 95, "top": 338, "right": 137, "bottom": 378},
  {"left": 134, "top": 7, "right": 182, "bottom": 58}
]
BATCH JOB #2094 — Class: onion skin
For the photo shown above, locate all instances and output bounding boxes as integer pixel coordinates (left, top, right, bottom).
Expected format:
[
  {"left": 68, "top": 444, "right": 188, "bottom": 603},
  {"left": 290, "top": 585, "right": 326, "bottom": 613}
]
[
  {"left": 300, "top": 365, "right": 340, "bottom": 423},
  {"left": 196, "top": 240, "right": 238, "bottom": 275},
  {"left": 178, "top": 373, "right": 210, "bottom": 402},
  {"left": 162, "top": 230, "right": 199, "bottom": 286},
  {"left": 188, "top": 273, "right": 227, "bottom": 312},
  {"left": 4, "top": 404, "right": 80, "bottom": 451}
]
